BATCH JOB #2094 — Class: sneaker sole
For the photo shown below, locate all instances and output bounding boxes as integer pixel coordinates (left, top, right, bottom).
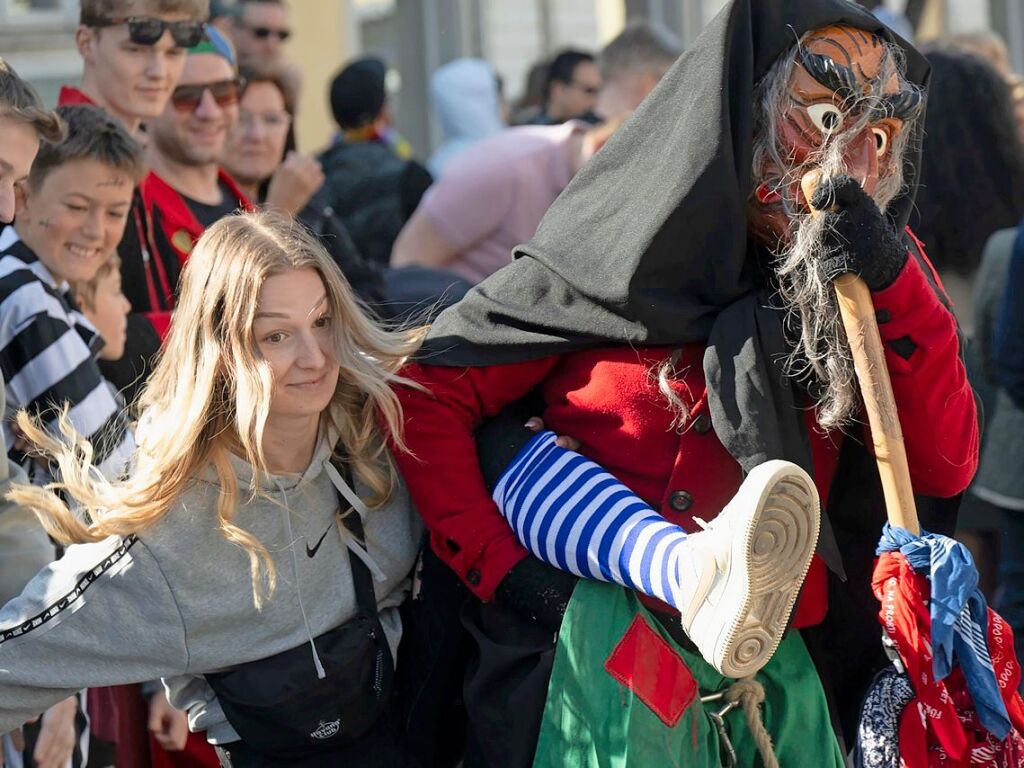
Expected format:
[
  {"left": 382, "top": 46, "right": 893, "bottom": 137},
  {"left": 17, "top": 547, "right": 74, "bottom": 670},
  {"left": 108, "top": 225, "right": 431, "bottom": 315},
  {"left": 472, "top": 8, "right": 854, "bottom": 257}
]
[{"left": 704, "top": 460, "right": 820, "bottom": 679}]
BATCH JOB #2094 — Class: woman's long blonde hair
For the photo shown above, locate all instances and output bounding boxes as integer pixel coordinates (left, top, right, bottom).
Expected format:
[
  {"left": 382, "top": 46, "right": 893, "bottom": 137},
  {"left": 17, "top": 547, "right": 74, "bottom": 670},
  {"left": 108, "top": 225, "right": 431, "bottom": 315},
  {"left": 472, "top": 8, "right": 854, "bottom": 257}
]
[{"left": 11, "top": 211, "right": 426, "bottom": 605}]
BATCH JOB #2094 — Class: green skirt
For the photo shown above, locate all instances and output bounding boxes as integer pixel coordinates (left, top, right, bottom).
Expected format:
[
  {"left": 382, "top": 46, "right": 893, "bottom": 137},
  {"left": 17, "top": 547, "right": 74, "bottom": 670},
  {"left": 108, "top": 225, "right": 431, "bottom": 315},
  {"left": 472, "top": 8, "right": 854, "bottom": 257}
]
[{"left": 533, "top": 580, "right": 845, "bottom": 768}]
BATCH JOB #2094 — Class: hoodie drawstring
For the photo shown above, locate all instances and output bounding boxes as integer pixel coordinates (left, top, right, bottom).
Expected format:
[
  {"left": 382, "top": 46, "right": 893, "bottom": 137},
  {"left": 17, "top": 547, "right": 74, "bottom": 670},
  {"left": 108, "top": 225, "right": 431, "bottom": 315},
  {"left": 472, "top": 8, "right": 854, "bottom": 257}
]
[{"left": 275, "top": 481, "right": 327, "bottom": 680}]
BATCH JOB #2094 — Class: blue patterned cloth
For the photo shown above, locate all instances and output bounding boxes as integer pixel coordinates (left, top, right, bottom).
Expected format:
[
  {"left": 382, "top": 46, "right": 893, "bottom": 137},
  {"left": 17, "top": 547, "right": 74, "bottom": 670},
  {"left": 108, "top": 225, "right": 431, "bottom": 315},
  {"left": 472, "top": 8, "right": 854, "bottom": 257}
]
[{"left": 855, "top": 665, "right": 915, "bottom": 768}]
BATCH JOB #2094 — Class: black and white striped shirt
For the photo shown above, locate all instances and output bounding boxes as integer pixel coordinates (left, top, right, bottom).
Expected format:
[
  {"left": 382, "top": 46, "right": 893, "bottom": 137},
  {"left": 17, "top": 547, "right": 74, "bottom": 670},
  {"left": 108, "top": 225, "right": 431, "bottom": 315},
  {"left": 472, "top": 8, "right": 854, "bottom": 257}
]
[{"left": 0, "top": 226, "right": 134, "bottom": 482}]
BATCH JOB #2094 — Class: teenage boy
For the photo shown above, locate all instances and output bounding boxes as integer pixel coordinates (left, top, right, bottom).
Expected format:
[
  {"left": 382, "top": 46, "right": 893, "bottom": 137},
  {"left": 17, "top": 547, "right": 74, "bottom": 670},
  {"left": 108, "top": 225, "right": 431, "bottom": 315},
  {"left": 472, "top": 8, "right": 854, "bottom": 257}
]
[
  {"left": 62, "top": 0, "right": 209, "bottom": 132},
  {"left": 0, "top": 103, "right": 139, "bottom": 768},
  {"left": 0, "top": 59, "right": 81, "bottom": 768},
  {"left": 0, "top": 60, "right": 64, "bottom": 225},
  {"left": 60, "top": 0, "right": 209, "bottom": 399},
  {"left": 0, "top": 59, "right": 64, "bottom": 595},
  {"left": 2, "top": 104, "right": 141, "bottom": 482}
]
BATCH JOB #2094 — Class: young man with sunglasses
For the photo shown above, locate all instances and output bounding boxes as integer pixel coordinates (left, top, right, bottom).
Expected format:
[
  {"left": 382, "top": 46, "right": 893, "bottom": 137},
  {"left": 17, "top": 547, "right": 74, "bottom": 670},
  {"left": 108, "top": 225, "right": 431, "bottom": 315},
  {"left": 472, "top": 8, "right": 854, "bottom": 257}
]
[
  {"left": 530, "top": 49, "right": 601, "bottom": 126},
  {"left": 229, "top": 0, "right": 290, "bottom": 68},
  {"left": 63, "top": 0, "right": 208, "bottom": 133},
  {"left": 227, "top": 0, "right": 303, "bottom": 111},
  {"left": 142, "top": 28, "right": 253, "bottom": 276}
]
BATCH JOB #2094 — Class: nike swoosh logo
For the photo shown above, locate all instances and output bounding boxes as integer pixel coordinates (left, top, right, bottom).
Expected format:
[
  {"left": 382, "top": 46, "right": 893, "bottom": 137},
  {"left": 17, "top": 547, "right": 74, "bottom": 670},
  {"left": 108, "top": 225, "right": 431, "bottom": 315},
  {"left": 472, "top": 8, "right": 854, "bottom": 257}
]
[
  {"left": 306, "top": 526, "right": 332, "bottom": 558},
  {"left": 683, "top": 547, "right": 719, "bottom": 628}
]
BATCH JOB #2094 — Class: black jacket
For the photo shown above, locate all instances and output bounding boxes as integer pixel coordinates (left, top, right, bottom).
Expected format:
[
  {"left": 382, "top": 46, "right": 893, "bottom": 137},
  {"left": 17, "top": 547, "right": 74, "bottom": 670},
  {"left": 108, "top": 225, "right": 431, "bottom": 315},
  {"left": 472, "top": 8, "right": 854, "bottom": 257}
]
[{"left": 317, "top": 139, "right": 432, "bottom": 267}]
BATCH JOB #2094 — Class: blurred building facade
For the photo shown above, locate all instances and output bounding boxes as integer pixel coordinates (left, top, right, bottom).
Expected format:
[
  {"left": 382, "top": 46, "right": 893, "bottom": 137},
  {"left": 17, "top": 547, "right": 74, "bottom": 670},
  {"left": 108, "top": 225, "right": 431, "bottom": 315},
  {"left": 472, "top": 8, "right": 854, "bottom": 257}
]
[{"left": 1, "top": 0, "right": 1023, "bottom": 156}]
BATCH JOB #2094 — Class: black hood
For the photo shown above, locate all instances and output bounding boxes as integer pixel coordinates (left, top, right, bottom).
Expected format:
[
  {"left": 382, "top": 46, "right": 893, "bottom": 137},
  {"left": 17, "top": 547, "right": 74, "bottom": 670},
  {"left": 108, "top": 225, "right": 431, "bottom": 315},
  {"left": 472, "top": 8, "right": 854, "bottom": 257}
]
[{"left": 421, "top": 0, "right": 928, "bottom": 364}]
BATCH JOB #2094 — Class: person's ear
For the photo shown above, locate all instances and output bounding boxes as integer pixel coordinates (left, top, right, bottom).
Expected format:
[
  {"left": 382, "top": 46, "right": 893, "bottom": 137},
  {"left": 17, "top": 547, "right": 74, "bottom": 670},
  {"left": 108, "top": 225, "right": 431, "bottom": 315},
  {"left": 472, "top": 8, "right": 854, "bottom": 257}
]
[
  {"left": 14, "top": 182, "right": 31, "bottom": 223},
  {"left": 75, "top": 25, "right": 98, "bottom": 66}
]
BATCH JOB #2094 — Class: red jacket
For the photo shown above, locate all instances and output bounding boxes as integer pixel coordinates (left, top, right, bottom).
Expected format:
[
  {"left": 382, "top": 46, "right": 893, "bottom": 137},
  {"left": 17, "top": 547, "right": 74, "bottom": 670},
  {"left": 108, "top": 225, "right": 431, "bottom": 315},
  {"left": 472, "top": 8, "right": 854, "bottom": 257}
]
[
  {"left": 136, "top": 170, "right": 252, "bottom": 338},
  {"left": 393, "top": 251, "right": 978, "bottom": 628},
  {"left": 57, "top": 85, "right": 96, "bottom": 107}
]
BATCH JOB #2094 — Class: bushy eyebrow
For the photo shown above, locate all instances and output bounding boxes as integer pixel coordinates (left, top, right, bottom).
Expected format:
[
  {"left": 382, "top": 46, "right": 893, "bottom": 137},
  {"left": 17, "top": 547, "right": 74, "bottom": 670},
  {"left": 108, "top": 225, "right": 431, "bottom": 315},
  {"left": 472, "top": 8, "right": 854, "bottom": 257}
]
[
  {"left": 871, "top": 89, "right": 923, "bottom": 121},
  {"left": 797, "top": 45, "right": 921, "bottom": 123},
  {"left": 798, "top": 48, "right": 860, "bottom": 102}
]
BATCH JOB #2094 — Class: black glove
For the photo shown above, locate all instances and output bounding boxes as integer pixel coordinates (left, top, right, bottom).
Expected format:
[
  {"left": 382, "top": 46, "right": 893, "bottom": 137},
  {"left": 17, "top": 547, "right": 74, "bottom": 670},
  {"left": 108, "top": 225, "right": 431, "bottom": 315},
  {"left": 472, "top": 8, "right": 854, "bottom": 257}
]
[
  {"left": 810, "top": 175, "right": 908, "bottom": 291},
  {"left": 475, "top": 394, "right": 547, "bottom": 491},
  {"left": 496, "top": 556, "right": 578, "bottom": 633}
]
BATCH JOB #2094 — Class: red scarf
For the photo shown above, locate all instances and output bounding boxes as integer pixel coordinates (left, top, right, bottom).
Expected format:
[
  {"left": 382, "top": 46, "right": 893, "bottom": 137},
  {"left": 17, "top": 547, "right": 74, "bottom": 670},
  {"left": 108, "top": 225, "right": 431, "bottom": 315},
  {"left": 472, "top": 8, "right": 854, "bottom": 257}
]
[{"left": 874, "top": 551, "right": 1024, "bottom": 765}]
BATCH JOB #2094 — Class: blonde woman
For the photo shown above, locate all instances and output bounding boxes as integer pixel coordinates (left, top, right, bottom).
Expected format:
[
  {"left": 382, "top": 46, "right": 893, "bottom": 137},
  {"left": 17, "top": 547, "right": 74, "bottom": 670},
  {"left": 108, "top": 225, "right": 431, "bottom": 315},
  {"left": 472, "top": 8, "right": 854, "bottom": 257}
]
[{"left": 0, "top": 211, "right": 426, "bottom": 767}]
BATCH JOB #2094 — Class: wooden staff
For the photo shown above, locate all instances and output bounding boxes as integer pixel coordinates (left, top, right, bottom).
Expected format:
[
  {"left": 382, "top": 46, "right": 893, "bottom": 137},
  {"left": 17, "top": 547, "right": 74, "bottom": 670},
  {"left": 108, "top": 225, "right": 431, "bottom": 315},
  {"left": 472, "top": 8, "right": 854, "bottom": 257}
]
[{"left": 800, "top": 170, "right": 920, "bottom": 535}]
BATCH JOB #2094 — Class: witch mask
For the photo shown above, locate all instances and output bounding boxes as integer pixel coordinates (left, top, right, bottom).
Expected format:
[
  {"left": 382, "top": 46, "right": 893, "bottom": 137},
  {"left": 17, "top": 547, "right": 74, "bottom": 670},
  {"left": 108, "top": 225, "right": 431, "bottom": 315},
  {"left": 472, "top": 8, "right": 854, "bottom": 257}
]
[{"left": 749, "top": 24, "right": 924, "bottom": 246}]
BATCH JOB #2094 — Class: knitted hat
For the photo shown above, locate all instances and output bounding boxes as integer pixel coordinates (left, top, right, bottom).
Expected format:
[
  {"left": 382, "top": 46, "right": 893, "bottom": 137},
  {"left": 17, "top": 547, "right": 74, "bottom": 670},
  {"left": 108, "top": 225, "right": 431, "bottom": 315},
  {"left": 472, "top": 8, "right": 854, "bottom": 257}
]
[{"left": 329, "top": 57, "right": 387, "bottom": 129}]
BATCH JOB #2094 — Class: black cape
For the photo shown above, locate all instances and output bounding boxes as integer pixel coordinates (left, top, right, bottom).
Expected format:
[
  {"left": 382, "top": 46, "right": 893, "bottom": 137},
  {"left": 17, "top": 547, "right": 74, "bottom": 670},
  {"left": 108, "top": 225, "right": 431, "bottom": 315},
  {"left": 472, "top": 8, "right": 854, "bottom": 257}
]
[
  {"left": 421, "top": 0, "right": 928, "bottom": 363},
  {"left": 419, "top": 0, "right": 960, "bottom": 744}
]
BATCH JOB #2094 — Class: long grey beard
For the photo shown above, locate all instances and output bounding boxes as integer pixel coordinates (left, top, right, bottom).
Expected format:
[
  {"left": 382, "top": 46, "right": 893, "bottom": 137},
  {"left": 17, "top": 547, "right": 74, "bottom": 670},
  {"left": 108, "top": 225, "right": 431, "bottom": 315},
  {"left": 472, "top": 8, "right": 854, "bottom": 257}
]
[
  {"left": 773, "top": 137, "right": 907, "bottom": 430},
  {"left": 774, "top": 211, "right": 858, "bottom": 430}
]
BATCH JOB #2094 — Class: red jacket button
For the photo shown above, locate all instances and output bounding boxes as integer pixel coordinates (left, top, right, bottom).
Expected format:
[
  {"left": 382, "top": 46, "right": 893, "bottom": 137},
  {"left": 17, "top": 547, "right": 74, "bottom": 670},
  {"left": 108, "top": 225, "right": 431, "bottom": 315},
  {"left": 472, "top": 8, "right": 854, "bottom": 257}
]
[{"left": 669, "top": 491, "right": 693, "bottom": 512}]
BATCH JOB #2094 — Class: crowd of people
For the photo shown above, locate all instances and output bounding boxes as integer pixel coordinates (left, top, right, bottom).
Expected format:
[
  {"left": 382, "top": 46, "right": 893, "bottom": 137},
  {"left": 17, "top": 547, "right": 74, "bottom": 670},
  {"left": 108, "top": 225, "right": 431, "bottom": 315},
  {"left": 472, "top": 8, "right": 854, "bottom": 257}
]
[{"left": 0, "top": 0, "right": 1023, "bottom": 765}]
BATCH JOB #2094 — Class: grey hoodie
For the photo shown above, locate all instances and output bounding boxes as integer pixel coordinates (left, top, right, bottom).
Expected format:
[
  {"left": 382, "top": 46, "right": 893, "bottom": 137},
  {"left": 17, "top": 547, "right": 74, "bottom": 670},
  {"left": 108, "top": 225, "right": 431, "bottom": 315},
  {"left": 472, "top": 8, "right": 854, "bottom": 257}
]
[{"left": 0, "top": 431, "right": 421, "bottom": 744}]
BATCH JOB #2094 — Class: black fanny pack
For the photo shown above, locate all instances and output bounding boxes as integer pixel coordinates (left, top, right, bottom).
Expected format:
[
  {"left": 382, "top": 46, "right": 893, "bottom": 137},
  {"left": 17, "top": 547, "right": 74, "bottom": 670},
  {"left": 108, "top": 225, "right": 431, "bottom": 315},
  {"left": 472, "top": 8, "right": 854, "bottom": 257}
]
[{"left": 205, "top": 458, "right": 394, "bottom": 760}]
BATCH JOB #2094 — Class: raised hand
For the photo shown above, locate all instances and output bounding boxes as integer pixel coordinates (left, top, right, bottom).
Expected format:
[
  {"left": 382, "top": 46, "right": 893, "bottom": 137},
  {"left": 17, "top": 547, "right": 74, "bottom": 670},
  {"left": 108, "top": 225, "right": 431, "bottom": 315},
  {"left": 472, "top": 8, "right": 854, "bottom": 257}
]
[{"left": 809, "top": 174, "right": 908, "bottom": 291}]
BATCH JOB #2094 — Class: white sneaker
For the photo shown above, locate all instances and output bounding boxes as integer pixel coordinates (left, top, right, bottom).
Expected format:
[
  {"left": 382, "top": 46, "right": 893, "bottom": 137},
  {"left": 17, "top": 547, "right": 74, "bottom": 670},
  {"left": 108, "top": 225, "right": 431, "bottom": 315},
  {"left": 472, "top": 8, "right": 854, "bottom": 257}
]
[{"left": 674, "top": 459, "right": 820, "bottom": 679}]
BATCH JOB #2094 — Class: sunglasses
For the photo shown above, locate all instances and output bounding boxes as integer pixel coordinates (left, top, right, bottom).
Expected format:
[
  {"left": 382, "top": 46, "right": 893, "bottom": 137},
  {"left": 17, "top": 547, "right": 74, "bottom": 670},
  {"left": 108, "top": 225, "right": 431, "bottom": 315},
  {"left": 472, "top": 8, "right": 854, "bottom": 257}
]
[
  {"left": 83, "top": 14, "right": 207, "bottom": 48},
  {"left": 171, "top": 79, "right": 242, "bottom": 112},
  {"left": 247, "top": 26, "right": 291, "bottom": 41}
]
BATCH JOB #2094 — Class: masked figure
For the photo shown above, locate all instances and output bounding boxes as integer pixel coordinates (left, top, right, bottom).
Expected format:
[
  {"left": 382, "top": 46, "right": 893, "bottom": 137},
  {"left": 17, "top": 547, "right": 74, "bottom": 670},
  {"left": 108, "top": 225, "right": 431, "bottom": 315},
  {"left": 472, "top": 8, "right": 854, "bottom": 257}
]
[{"left": 392, "top": 1, "right": 977, "bottom": 764}]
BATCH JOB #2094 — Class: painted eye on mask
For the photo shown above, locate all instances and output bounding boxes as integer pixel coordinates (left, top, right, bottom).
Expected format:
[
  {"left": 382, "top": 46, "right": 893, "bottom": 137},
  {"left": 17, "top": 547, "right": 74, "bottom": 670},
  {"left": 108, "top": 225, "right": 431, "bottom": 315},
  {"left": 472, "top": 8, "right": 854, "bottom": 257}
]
[
  {"left": 871, "top": 127, "right": 889, "bottom": 156},
  {"left": 806, "top": 103, "right": 845, "bottom": 135}
]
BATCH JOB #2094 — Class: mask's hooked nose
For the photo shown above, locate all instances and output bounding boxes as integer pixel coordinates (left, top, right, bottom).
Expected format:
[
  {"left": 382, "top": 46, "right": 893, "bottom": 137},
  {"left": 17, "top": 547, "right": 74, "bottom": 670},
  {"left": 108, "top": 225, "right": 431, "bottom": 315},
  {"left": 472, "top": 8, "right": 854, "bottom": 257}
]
[{"left": 840, "top": 128, "right": 880, "bottom": 198}]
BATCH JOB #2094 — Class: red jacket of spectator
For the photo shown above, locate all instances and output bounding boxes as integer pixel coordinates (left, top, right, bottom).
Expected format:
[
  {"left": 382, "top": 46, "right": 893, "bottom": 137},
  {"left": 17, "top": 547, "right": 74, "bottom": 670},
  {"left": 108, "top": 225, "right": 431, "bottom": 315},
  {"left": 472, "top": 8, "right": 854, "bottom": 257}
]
[{"left": 136, "top": 170, "right": 253, "bottom": 339}]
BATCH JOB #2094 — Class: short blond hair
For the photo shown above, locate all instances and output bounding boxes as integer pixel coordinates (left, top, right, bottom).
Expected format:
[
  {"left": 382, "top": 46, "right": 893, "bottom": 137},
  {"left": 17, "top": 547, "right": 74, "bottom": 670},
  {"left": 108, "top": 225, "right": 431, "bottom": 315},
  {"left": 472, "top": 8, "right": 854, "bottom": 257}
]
[{"left": 71, "top": 251, "right": 121, "bottom": 311}]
